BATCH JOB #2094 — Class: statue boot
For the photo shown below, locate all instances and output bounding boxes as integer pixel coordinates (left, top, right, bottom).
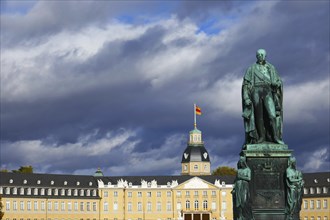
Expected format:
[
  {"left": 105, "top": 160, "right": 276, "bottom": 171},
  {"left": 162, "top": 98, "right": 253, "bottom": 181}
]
[{"left": 270, "top": 119, "right": 284, "bottom": 144}]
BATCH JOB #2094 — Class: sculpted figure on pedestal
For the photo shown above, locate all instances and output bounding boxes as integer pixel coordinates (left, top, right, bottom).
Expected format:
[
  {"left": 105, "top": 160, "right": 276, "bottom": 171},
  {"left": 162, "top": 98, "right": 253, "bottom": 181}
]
[
  {"left": 285, "top": 157, "right": 304, "bottom": 220},
  {"left": 232, "top": 156, "right": 254, "bottom": 220},
  {"left": 242, "top": 49, "right": 284, "bottom": 145}
]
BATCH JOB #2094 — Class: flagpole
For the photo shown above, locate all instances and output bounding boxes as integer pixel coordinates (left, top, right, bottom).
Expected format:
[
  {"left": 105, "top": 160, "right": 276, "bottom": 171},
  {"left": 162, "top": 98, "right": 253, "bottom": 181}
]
[{"left": 194, "top": 103, "right": 197, "bottom": 129}]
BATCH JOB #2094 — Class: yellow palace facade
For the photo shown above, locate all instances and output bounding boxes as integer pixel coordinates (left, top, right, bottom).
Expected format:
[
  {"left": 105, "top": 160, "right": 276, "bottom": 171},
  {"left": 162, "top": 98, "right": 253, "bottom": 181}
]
[{"left": 1, "top": 122, "right": 329, "bottom": 220}]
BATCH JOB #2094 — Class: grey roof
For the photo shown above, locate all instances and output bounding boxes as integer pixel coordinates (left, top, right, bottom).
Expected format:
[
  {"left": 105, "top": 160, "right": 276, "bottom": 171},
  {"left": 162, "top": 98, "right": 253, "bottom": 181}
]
[
  {"left": 0, "top": 172, "right": 98, "bottom": 188},
  {"left": 181, "top": 144, "right": 210, "bottom": 162},
  {"left": 302, "top": 172, "right": 330, "bottom": 198}
]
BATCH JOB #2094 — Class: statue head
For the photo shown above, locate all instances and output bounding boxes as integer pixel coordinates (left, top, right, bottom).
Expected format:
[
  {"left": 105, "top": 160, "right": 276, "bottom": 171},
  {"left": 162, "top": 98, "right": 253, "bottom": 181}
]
[
  {"left": 256, "top": 49, "right": 267, "bottom": 63},
  {"left": 238, "top": 156, "right": 247, "bottom": 169},
  {"left": 288, "top": 156, "right": 296, "bottom": 168}
]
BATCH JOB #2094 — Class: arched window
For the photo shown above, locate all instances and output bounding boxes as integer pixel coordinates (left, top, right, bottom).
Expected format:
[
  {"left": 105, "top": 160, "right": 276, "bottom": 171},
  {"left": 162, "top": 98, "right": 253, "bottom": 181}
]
[
  {"left": 203, "top": 200, "right": 208, "bottom": 210},
  {"left": 186, "top": 200, "right": 190, "bottom": 210},
  {"left": 194, "top": 200, "right": 199, "bottom": 210},
  {"left": 194, "top": 165, "right": 198, "bottom": 171},
  {"left": 13, "top": 187, "right": 17, "bottom": 195}
]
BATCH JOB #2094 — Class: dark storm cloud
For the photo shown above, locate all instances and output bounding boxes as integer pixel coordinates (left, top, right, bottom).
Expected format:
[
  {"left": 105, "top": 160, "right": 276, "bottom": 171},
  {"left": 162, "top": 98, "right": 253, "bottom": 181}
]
[{"left": 1, "top": 0, "right": 329, "bottom": 175}]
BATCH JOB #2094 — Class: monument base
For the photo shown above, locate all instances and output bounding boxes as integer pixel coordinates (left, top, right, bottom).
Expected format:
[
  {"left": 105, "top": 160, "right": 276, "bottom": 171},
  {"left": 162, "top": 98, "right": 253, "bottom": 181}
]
[{"left": 239, "top": 144, "right": 299, "bottom": 220}]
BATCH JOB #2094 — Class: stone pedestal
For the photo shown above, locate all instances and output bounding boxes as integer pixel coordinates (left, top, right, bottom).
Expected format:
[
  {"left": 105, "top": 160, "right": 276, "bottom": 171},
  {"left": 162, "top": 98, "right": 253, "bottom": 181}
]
[{"left": 241, "top": 144, "right": 294, "bottom": 220}]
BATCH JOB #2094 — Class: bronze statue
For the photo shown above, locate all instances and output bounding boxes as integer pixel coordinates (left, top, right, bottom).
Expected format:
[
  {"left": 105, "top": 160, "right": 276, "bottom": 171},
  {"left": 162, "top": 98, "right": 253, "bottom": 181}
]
[
  {"left": 232, "top": 156, "right": 254, "bottom": 220},
  {"left": 285, "top": 157, "right": 304, "bottom": 220},
  {"left": 242, "top": 49, "right": 284, "bottom": 145}
]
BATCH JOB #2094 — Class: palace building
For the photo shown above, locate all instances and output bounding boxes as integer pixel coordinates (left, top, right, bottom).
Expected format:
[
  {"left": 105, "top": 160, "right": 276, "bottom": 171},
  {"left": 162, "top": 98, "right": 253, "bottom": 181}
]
[{"left": 1, "top": 122, "right": 329, "bottom": 220}]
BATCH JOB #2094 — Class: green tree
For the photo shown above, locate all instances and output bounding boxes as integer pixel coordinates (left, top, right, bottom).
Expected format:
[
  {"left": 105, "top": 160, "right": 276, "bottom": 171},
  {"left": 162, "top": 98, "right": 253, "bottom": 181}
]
[
  {"left": 12, "top": 165, "right": 33, "bottom": 173},
  {"left": 0, "top": 194, "right": 4, "bottom": 220},
  {"left": 0, "top": 169, "right": 8, "bottom": 173},
  {"left": 212, "top": 166, "right": 237, "bottom": 176}
]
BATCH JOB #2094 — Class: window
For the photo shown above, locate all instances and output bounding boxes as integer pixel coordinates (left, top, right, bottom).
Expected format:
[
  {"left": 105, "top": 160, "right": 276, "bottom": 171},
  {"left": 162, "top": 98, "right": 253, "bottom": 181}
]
[
  {"left": 212, "top": 191, "right": 216, "bottom": 196},
  {"left": 68, "top": 202, "right": 72, "bottom": 211},
  {"left": 27, "top": 188, "right": 31, "bottom": 195},
  {"left": 177, "top": 191, "right": 181, "bottom": 197},
  {"left": 0, "top": 187, "right": 2, "bottom": 194},
  {"left": 184, "top": 165, "right": 187, "bottom": 171},
  {"left": 92, "top": 202, "right": 96, "bottom": 211},
  {"left": 27, "top": 201, "right": 31, "bottom": 211},
  {"left": 304, "top": 188, "right": 308, "bottom": 194},
  {"left": 41, "top": 188, "right": 45, "bottom": 195},
  {"left": 67, "top": 189, "right": 72, "bottom": 196},
  {"left": 5, "top": 187, "right": 10, "bottom": 195},
  {"left": 222, "top": 201, "right": 227, "bottom": 210},
  {"left": 177, "top": 202, "right": 181, "bottom": 210},
  {"left": 80, "top": 189, "right": 84, "bottom": 196},
  {"left": 324, "top": 217, "right": 328, "bottom": 220},
  {"left": 194, "top": 165, "right": 198, "bottom": 170},
  {"left": 138, "top": 202, "right": 142, "bottom": 211},
  {"left": 323, "top": 187, "right": 328, "bottom": 194},
  {"left": 167, "top": 191, "right": 171, "bottom": 197},
  {"left": 186, "top": 191, "right": 190, "bottom": 196},
  {"left": 114, "top": 191, "right": 118, "bottom": 197},
  {"left": 61, "top": 202, "right": 65, "bottom": 211},
  {"left": 167, "top": 202, "right": 172, "bottom": 211},
  {"left": 212, "top": 201, "right": 216, "bottom": 210},
  {"left": 87, "top": 202, "right": 91, "bottom": 211},
  {"left": 41, "top": 201, "right": 45, "bottom": 211},
  {"left": 157, "top": 201, "right": 161, "bottom": 211},
  {"left": 186, "top": 200, "right": 190, "bottom": 210},
  {"left": 93, "top": 189, "right": 97, "bottom": 196},
  {"left": 222, "top": 191, "right": 227, "bottom": 197},
  {"left": 194, "top": 191, "right": 198, "bottom": 196},
  {"left": 113, "top": 202, "right": 118, "bottom": 211},
  {"left": 61, "top": 189, "right": 65, "bottom": 196},
  {"left": 74, "top": 202, "right": 78, "bottom": 211},
  {"left": 20, "top": 201, "right": 24, "bottom": 210},
  {"left": 138, "top": 192, "right": 142, "bottom": 197},
  {"left": 13, "top": 201, "right": 17, "bottom": 210},
  {"left": 323, "top": 199, "right": 328, "bottom": 209},
  {"left": 80, "top": 202, "right": 84, "bottom": 211},
  {"left": 147, "top": 202, "right": 151, "bottom": 211},
  {"left": 304, "top": 200, "right": 308, "bottom": 209},
  {"left": 310, "top": 200, "right": 314, "bottom": 209},
  {"left": 34, "top": 188, "right": 38, "bottom": 195},
  {"left": 157, "top": 191, "right": 161, "bottom": 197},
  {"left": 128, "top": 202, "right": 132, "bottom": 212},
  {"left": 20, "top": 188, "right": 24, "bottom": 195},
  {"left": 86, "top": 189, "right": 90, "bottom": 196},
  {"left": 74, "top": 189, "right": 78, "bottom": 196},
  {"left": 194, "top": 200, "right": 199, "bottom": 210},
  {"left": 54, "top": 201, "right": 58, "bottom": 211},
  {"left": 54, "top": 188, "right": 58, "bottom": 195},
  {"left": 103, "top": 202, "right": 108, "bottom": 211},
  {"left": 13, "top": 187, "right": 17, "bottom": 195},
  {"left": 317, "top": 200, "right": 321, "bottom": 209},
  {"left": 203, "top": 191, "right": 207, "bottom": 196},
  {"left": 128, "top": 192, "right": 132, "bottom": 197},
  {"left": 147, "top": 192, "right": 152, "bottom": 197},
  {"left": 47, "top": 188, "right": 52, "bottom": 195},
  {"left": 204, "top": 164, "right": 208, "bottom": 170},
  {"left": 203, "top": 200, "right": 208, "bottom": 210},
  {"left": 310, "top": 187, "right": 315, "bottom": 194},
  {"left": 6, "top": 201, "right": 10, "bottom": 211},
  {"left": 317, "top": 187, "right": 321, "bottom": 194}
]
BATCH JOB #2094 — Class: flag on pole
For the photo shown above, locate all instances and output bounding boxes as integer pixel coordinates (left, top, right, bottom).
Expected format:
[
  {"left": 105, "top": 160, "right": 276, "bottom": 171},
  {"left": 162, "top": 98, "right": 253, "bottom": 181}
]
[{"left": 195, "top": 106, "right": 202, "bottom": 115}]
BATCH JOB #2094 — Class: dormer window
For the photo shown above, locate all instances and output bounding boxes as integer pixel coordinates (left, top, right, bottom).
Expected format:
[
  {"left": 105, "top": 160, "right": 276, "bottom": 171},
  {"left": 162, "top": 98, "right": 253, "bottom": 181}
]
[
  {"left": 89, "top": 182, "right": 92, "bottom": 186},
  {"left": 34, "top": 188, "right": 38, "bottom": 195},
  {"left": 0, "top": 187, "right": 3, "bottom": 194},
  {"left": 61, "top": 189, "right": 65, "bottom": 196},
  {"left": 86, "top": 190, "right": 90, "bottom": 196},
  {"left": 37, "top": 180, "right": 41, "bottom": 185},
  {"left": 51, "top": 181, "right": 54, "bottom": 185},
  {"left": 48, "top": 188, "right": 52, "bottom": 195},
  {"left": 92, "top": 190, "right": 96, "bottom": 196},
  {"left": 23, "top": 180, "right": 27, "bottom": 184},
  {"left": 27, "top": 188, "right": 31, "bottom": 195},
  {"left": 314, "top": 179, "right": 318, "bottom": 183},
  {"left": 80, "top": 189, "right": 84, "bottom": 196},
  {"left": 13, "top": 187, "right": 17, "bottom": 195},
  {"left": 54, "top": 189, "right": 58, "bottom": 195},
  {"left": 64, "top": 181, "right": 67, "bottom": 186},
  {"left": 76, "top": 181, "right": 80, "bottom": 186},
  {"left": 67, "top": 189, "right": 72, "bottom": 196},
  {"left": 6, "top": 187, "right": 10, "bottom": 194},
  {"left": 9, "top": 179, "right": 13, "bottom": 184},
  {"left": 74, "top": 189, "right": 78, "bottom": 196},
  {"left": 40, "top": 188, "right": 45, "bottom": 195},
  {"left": 20, "top": 188, "right": 24, "bottom": 195}
]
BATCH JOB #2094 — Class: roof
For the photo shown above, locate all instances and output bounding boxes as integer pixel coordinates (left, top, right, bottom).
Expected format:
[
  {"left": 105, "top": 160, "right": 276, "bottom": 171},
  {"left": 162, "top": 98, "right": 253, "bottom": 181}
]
[
  {"left": 302, "top": 172, "right": 330, "bottom": 198},
  {"left": 0, "top": 172, "right": 98, "bottom": 188},
  {"left": 181, "top": 145, "right": 210, "bottom": 162}
]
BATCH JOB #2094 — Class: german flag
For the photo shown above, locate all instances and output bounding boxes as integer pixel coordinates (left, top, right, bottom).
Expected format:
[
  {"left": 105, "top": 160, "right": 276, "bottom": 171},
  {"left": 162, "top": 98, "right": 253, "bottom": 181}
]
[{"left": 196, "top": 106, "right": 202, "bottom": 115}]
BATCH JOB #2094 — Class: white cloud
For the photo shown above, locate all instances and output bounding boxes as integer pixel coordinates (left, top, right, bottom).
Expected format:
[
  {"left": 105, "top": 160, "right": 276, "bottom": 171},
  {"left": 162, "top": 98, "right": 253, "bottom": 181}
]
[{"left": 302, "top": 147, "right": 329, "bottom": 172}]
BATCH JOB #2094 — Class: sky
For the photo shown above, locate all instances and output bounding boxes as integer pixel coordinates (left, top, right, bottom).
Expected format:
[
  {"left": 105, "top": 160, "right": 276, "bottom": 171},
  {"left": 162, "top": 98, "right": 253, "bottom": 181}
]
[{"left": 0, "top": 0, "right": 329, "bottom": 176}]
